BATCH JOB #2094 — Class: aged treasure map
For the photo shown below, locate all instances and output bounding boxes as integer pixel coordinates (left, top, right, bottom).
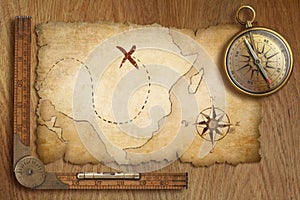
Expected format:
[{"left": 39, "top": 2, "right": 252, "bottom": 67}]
[{"left": 35, "top": 22, "right": 261, "bottom": 172}]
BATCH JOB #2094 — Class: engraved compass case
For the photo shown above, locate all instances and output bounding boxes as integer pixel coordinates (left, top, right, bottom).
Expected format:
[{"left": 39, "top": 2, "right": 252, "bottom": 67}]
[{"left": 224, "top": 6, "right": 293, "bottom": 96}]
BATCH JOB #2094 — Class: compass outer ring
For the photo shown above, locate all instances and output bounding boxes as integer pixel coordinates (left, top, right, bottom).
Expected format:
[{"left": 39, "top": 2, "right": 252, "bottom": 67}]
[{"left": 224, "top": 27, "right": 293, "bottom": 96}]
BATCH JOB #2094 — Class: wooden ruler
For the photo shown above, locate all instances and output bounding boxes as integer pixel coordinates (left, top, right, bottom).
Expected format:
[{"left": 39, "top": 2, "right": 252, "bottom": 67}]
[
  {"left": 13, "top": 16, "right": 32, "bottom": 147},
  {"left": 13, "top": 16, "right": 188, "bottom": 190},
  {"left": 56, "top": 172, "right": 188, "bottom": 189}
]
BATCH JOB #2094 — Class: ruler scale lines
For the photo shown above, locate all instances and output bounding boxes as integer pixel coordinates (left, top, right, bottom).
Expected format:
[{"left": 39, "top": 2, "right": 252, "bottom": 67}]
[
  {"left": 56, "top": 173, "right": 188, "bottom": 189},
  {"left": 13, "top": 16, "right": 31, "bottom": 146}
]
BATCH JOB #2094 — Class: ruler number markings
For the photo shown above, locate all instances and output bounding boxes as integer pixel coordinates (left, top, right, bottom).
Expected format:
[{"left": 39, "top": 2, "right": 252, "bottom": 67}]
[{"left": 13, "top": 16, "right": 31, "bottom": 146}]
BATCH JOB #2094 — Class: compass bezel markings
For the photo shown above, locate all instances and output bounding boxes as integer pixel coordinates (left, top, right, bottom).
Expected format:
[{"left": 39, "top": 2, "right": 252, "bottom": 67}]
[{"left": 225, "top": 27, "right": 292, "bottom": 95}]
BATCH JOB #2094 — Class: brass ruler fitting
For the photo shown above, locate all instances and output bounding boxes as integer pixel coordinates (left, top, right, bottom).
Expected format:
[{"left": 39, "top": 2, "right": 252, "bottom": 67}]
[{"left": 57, "top": 172, "right": 188, "bottom": 190}]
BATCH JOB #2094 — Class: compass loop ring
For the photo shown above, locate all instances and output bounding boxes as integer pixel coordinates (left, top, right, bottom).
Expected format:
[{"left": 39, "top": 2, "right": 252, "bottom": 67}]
[{"left": 236, "top": 5, "right": 256, "bottom": 27}]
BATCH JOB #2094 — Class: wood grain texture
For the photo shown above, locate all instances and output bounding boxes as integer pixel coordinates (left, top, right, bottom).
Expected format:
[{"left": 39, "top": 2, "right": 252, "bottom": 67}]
[{"left": 0, "top": 0, "right": 299, "bottom": 199}]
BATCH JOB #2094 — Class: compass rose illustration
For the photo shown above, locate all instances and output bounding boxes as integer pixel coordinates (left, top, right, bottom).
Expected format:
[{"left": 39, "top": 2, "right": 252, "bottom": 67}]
[{"left": 195, "top": 105, "right": 232, "bottom": 146}]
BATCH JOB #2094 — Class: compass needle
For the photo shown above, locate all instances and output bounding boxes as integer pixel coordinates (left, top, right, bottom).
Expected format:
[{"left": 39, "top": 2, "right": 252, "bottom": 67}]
[{"left": 225, "top": 5, "right": 293, "bottom": 95}]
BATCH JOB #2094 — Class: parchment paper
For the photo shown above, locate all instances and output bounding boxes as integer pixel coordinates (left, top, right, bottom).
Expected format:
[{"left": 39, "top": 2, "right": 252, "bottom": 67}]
[{"left": 35, "top": 22, "right": 260, "bottom": 170}]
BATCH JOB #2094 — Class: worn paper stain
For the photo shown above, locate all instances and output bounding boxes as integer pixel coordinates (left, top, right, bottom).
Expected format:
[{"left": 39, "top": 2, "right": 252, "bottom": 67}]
[{"left": 35, "top": 22, "right": 260, "bottom": 170}]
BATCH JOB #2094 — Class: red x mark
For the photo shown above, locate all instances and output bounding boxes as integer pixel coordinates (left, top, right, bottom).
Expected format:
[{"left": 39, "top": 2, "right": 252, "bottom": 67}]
[{"left": 116, "top": 45, "right": 139, "bottom": 69}]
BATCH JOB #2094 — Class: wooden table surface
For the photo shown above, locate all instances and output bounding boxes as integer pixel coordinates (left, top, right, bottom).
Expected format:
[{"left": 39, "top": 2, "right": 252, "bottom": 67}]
[{"left": 0, "top": 0, "right": 299, "bottom": 199}]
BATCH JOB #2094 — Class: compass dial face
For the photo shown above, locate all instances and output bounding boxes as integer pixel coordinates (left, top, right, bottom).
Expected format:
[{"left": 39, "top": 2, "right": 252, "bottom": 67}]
[{"left": 225, "top": 27, "right": 293, "bottom": 96}]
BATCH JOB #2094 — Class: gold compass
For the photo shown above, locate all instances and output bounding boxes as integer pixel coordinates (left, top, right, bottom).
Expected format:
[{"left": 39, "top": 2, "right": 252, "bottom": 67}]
[{"left": 224, "top": 6, "right": 293, "bottom": 96}]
